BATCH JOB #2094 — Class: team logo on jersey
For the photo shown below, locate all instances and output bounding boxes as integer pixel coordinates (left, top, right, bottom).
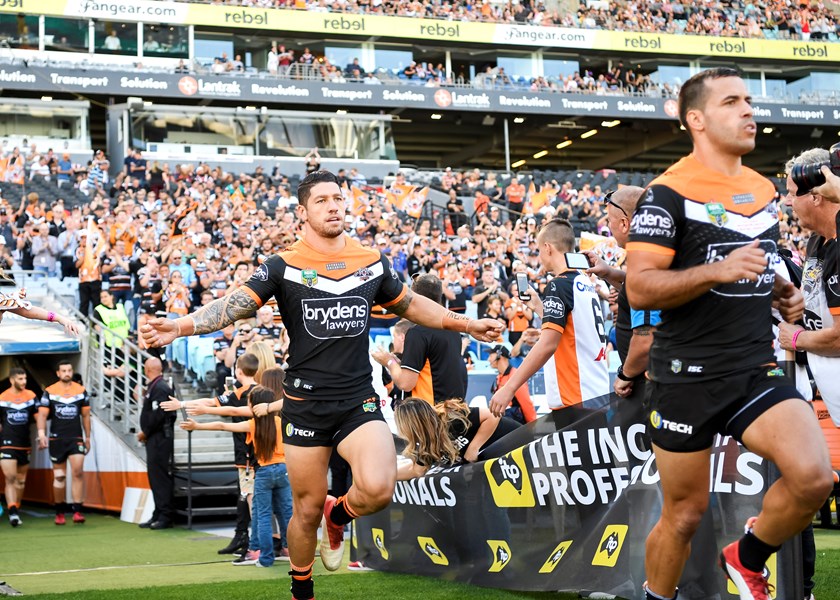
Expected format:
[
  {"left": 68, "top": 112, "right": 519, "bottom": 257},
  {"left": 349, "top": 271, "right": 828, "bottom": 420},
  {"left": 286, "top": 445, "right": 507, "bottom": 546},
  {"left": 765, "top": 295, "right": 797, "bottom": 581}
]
[
  {"left": 417, "top": 536, "right": 449, "bottom": 565},
  {"left": 539, "top": 541, "right": 573, "bottom": 573},
  {"left": 767, "top": 367, "right": 785, "bottom": 377},
  {"left": 484, "top": 447, "right": 535, "bottom": 508},
  {"left": 301, "top": 269, "right": 318, "bottom": 287},
  {"left": 706, "top": 202, "right": 728, "bottom": 226},
  {"left": 670, "top": 359, "right": 683, "bottom": 373},
  {"left": 251, "top": 264, "right": 269, "bottom": 282},
  {"left": 372, "top": 528, "right": 389, "bottom": 560},
  {"left": 487, "top": 540, "right": 512, "bottom": 573},
  {"left": 355, "top": 267, "right": 374, "bottom": 281},
  {"left": 592, "top": 525, "right": 627, "bottom": 567},
  {"left": 362, "top": 400, "right": 378, "bottom": 413}
]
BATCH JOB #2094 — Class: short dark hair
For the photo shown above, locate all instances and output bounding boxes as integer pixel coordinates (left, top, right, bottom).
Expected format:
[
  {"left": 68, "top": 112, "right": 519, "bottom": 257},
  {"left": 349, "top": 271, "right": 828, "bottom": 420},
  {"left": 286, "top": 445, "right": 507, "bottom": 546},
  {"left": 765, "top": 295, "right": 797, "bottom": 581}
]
[
  {"left": 412, "top": 273, "right": 443, "bottom": 304},
  {"left": 56, "top": 359, "right": 73, "bottom": 371},
  {"left": 678, "top": 67, "right": 741, "bottom": 137},
  {"left": 298, "top": 170, "right": 339, "bottom": 207},
  {"left": 237, "top": 353, "right": 260, "bottom": 377},
  {"left": 9, "top": 367, "right": 25, "bottom": 378},
  {"left": 538, "top": 218, "right": 575, "bottom": 253}
]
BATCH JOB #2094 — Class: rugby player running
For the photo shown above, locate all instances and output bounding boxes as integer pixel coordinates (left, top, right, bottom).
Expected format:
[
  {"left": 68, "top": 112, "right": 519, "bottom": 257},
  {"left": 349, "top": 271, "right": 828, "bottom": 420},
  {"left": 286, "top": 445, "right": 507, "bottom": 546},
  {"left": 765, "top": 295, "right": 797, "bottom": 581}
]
[
  {"left": 142, "top": 170, "right": 503, "bottom": 600},
  {"left": 625, "top": 67, "right": 833, "bottom": 600}
]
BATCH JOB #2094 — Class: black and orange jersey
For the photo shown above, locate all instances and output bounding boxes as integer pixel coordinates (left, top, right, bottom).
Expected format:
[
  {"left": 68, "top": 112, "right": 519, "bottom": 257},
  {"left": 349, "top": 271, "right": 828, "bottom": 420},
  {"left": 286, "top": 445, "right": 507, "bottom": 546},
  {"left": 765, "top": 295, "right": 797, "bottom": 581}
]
[
  {"left": 243, "top": 235, "right": 406, "bottom": 402},
  {"left": 0, "top": 387, "right": 37, "bottom": 449},
  {"left": 39, "top": 382, "right": 89, "bottom": 439},
  {"left": 400, "top": 326, "right": 467, "bottom": 404},
  {"left": 217, "top": 383, "right": 256, "bottom": 467},
  {"left": 627, "top": 154, "right": 778, "bottom": 383}
]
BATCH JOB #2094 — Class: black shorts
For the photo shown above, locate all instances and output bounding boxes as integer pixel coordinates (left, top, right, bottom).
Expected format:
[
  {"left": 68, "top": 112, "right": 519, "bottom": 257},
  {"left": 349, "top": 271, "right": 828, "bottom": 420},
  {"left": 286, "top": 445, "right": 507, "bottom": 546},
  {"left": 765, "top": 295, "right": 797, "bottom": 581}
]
[
  {"left": 281, "top": 395, "right": 386, "bottom": 448},
  {"left": 49, "top": 438, "right": 86, "bottom": 464},
  {"left": 644, "top": 364, "right": 804, "bottom": 453},
  {"left": 0, "top": 447, "right": 31, "bottom": 466}
]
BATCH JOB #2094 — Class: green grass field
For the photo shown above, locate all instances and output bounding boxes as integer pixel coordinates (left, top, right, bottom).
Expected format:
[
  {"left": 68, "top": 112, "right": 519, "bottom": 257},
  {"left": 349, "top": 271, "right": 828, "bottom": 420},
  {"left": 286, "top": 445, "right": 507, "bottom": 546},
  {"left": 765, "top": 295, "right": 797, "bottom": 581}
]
[{"left": 1, "top": 512, "right": 838, "bottom": 599}]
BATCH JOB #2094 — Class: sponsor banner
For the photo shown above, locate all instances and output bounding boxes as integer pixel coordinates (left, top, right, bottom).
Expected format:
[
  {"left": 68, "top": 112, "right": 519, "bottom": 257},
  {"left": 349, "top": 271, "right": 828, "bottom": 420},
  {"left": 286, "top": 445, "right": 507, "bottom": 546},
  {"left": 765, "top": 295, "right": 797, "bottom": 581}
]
[
  {"left": 1, "top": 1, "right": 838, "bottom": 62},
  {"left": 0, "top": 64, "right": 838, "bottom": 125},
  {"left": 355, "top": 395, "right": 801, "bottom": 599}
]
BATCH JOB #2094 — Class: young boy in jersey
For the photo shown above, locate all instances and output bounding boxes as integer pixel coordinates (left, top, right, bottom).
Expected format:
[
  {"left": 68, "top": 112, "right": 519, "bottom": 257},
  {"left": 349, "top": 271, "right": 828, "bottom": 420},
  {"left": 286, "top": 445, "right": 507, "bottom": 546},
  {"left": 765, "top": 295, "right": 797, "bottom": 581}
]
[
  {"left": 490, "top": 218, "right": 610, "bottom": 416},
  {"left": 36, "top": 360, "right": 91, "bottom": 525},
  {"left": 0, "top": 368, "right": 37, "bottom": 527}
]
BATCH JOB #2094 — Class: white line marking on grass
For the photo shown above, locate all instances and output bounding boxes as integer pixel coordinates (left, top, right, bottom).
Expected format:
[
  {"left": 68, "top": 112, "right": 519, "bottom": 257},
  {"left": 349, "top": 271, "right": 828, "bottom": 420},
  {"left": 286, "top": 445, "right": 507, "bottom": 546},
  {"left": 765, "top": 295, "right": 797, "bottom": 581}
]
[{"left": 0, "top": 560, "right": 234, "bottom": 577}]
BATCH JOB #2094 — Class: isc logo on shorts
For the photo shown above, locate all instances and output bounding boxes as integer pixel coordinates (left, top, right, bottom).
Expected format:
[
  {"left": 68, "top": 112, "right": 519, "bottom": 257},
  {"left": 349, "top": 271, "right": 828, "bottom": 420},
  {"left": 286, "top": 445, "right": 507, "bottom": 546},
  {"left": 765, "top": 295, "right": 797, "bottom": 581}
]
[
  {"left": 284, "top": 422, "right": 315, "bottom": 438},
  {"left": 650, "top": 410, "right": 694, "bottom": 435}
]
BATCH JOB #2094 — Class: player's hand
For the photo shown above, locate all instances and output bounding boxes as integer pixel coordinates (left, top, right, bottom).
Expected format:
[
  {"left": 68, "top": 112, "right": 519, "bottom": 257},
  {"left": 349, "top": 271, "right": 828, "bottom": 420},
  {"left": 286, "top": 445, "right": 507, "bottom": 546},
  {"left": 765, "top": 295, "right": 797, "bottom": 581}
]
[
  {"left": 468, "top": 318, "right": 504, "bottom": 343},
  {"left": 252, "top": 403, "right": 269, "bottom": 418},
  {"left": 180, "top": 419, "right": 197, "bottom": 431},
  {"left": 773, "top": 280, "right": 805, "bottom": 323},
  {"left": 777, "top": 321, "right": 804, "bottom": 351},
  {"left": 614, "top": 377, "right": 634, "bottom": 398},
  {"left": 812, "top": 165, "right": 840, "bottom": 203},
  {"left": 37, "top": 434, "right": 48, "bottom": 449},
  {"left": 137, "top": 431, "right": 147, "bottom": 443},
  {"left": 370, "top": 345, "right": 394, "bottom": 367},
  {"left": 140, "top": 317, "right": 178, "bottom": 347},
  {"left": 186, "top": 404, "right": 206, "bottom": 416},
  {"left": 58, "top": 315, "right": 80, "bottom": 336},
  {"left": 716, "top": 240, "right": 767, "bottom": 284},
  {"left": 489, "top": 388, "right": 513, "bottom": 418},
  {"left": 160, "top": 396, "right": 181, "bottom": 412},
  {"left": 84, "top": 438, "right": 90, "bottom": 453}
]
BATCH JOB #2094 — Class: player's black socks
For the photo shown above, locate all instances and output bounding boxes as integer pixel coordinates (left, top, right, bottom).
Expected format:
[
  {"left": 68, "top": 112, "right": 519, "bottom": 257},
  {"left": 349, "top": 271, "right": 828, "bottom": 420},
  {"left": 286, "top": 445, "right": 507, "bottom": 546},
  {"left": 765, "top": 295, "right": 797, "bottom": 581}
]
[
  {"left": 55, "top": 502, "right": 67, "bottom": 515},
  {"left": 289, "top": 562, "right": 314, "bottom": 600},
  {"left": 8, "top": 505, "right": 18, "bottom": 516},
  {"left": 329, "top": 495, "right": 358, "bottom": 527},
  {"left": 71, "top": 503, "right": 82, "bottom": 513},
  {"left": 739, "top": 530, "right": 780, "bottom": 573}
]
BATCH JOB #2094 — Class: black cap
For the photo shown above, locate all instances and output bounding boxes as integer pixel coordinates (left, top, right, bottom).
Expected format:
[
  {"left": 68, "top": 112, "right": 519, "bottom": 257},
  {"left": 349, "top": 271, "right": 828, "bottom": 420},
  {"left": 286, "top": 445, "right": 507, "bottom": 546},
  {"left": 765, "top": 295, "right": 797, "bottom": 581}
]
[{"left": 488, "top": 344, "right": 511, "bottom": 359}]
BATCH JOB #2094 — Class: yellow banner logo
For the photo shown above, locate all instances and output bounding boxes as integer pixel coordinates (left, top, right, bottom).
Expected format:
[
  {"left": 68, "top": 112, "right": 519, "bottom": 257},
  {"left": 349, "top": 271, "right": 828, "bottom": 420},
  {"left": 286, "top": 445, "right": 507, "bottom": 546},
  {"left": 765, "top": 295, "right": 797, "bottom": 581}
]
[
  {"left": 484, "top": 447, "right": 535, "bottom": 508},
  {"left": 372, "top": 528, "right": 389, "bottom": 560},
  {"left": 592, "top": 525, "right": 628, "bottom": 567},
  {"left": 417, "top": 536, "right": 449, "bottom": 566},
  {"left": 539, "top": 540, "right": 573, "bottom": 573},
  {"left": 487, "top": 540, "right": 512, "bottom": 573}
]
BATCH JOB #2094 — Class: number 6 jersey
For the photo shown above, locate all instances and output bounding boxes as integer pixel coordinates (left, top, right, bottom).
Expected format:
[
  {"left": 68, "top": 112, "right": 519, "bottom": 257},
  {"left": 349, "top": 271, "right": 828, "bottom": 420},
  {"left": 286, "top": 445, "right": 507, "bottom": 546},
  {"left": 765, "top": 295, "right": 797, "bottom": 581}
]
[{"left": 541, "top": 270, "right": 610, "bottom": 408}]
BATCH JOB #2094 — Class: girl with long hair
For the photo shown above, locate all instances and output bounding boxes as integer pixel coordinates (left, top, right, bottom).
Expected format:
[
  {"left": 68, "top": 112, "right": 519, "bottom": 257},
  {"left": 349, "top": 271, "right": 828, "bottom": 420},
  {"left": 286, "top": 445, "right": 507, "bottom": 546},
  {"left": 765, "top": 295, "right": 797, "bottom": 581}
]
[
  {"left": 435, "top": 397, "right": 519, "bottom": 463},
  {"left": 393, "top": 397, "right": 459, "bottom": 480},
  {"left": 182, "top": 385, "right": 292, "bottom": 568}
]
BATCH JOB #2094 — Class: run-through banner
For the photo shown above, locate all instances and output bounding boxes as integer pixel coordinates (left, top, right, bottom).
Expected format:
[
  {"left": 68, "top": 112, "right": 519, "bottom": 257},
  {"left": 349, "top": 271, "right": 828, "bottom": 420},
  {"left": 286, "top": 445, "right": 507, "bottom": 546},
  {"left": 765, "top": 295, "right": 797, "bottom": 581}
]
[{"left": 355, "top": 395, "right": 801, "bottom": 599}]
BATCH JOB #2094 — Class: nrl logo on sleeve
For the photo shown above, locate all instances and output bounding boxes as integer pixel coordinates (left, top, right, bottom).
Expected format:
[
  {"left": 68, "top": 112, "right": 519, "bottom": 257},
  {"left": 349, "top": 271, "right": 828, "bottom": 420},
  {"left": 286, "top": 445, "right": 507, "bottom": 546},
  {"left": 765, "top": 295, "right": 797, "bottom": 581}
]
[
  {"left": 301, "top": 268, "right": 318, "bottom": 287},
  {"left": 251, "top": 264, "right": 269, "bottom": 282}
]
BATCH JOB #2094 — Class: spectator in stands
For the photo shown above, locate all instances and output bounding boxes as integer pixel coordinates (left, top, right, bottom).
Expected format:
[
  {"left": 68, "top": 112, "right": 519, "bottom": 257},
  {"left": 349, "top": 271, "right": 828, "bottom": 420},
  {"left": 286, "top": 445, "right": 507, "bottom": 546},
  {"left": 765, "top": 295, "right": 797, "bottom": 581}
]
[
  {"left": 230, "top": 54, "right": 245, "bottom": 72},
  {"left": 30, "top": 157, "right": 51, "bottom": 182},
  {"left": 304, "top": 148, "right": 321, "bottom": 175},
  {"left": 267, "top": 42, "right": 279, "bottom": 75},
  {"left": 31, "top": 224, "right": 59, "bottom": 279},
  {"left": 213, "top": 323, "right": 236, "bottom": 395},
  {"left": 277, "top": 45, "right": 294, "bottom": 76},
  {"left": 442, "top": 261, "right": 468, "bottom": 315},
  {"left": 472, "top": 263, "right": 508, "bottom": 318},
  {"left": 103, "top": 29, "right": 121, "bottom": 51},
  {"left": 15, "top": 221, "right": 35, "bottom": 272},
  {"left": 505, "top": 176, "right": 526, "bottom": 218},
  {"left": 75, "top": 226, "right": 107, "bottom": 317},
  {"left": 0, "top": 207, "right": 13, "bottom": 248},
  {"left": 56, "top": 153, "right": 74, "bottom": 188},
  {"left": 345, "top": 57, "right": 363, "bottom": 79},
  {"left": 174, "top": 59, "right": 190, "bottom": 74},
  {"left": 488, "top": 344, "right": 536, "bottom": 424},
  {"left": 446, "top": 189, "right": 467, "bottom": 231},
  {"left": 504, "top": 279, "right": 534, "bottom": 346}
]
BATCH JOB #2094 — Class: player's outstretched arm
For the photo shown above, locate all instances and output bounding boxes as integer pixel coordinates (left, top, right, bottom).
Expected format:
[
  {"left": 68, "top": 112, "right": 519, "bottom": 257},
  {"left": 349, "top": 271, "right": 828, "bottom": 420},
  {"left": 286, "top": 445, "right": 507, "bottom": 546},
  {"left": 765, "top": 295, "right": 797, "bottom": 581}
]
[
  {"left": 489, "top": 329, "right": 560, "bottom": 417},
  {"left": 389, "top": 290, "right": 504, "bottom": 342},
  {"left": 141, "top": 288, "right": 259, "bottom": 348}
]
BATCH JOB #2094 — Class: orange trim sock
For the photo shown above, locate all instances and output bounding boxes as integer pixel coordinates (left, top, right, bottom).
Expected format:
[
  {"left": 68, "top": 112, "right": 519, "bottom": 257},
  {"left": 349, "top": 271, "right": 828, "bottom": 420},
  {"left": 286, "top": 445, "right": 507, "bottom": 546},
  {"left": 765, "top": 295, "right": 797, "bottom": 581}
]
[
  {"left": 289, "top": 560, "right": 314, "bottom": 600},
  {"left": 330, "top": 495, "right": 359, "bottom": 526}
]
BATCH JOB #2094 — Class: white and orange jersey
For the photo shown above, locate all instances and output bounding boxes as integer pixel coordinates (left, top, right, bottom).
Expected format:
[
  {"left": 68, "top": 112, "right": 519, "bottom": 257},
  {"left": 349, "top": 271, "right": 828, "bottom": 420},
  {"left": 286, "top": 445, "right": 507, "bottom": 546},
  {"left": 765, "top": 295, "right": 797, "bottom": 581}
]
[{"left": 541, "top": 270, "right": 609, "bottom": 408}]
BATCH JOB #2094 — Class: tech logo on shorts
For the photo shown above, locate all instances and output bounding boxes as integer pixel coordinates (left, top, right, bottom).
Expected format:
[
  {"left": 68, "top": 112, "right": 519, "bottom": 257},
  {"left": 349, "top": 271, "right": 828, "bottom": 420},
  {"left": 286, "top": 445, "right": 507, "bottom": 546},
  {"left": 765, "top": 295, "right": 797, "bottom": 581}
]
[
  {"left": 284, "top": 422, "right": 315, "bottom": 438},
  {"left": 484, "top": 447, "right": 535, "bottom": 508},
  {"left": 539, "top": 540, "right": 573, "bottom": 573},
  {"left": 417, "top": 536, "right": 449, "bottom": 566},
  {"left": 372, "top": 527, "right": 389, "bottom": 560},
  {"left": 486, "top": 540, "right": 512, "bottom": 573},
  {"left": 591, "top": 525, "right": 627, "bottom": 567}
]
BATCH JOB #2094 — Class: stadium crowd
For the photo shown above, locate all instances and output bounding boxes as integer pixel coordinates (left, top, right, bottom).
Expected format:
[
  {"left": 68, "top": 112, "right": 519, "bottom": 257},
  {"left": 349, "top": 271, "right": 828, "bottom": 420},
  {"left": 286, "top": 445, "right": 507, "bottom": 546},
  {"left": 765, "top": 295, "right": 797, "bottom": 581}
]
[
  {"left": 0, "top": 144, "right": 807, "bottom": 379},
  {"left": 189, "top": 0, "right": 840, "bottom": 41}
]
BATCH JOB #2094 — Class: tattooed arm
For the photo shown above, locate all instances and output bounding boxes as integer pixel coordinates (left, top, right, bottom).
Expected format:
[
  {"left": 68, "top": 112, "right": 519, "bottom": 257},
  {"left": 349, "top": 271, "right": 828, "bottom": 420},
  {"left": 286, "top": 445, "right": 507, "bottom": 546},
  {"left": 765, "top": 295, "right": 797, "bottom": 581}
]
[
  {"left": 388, "top": 289, "right": 503, "bottom": 343},
  {"left": 140, "top": 288, "right": 259, "bottom": 348}
]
